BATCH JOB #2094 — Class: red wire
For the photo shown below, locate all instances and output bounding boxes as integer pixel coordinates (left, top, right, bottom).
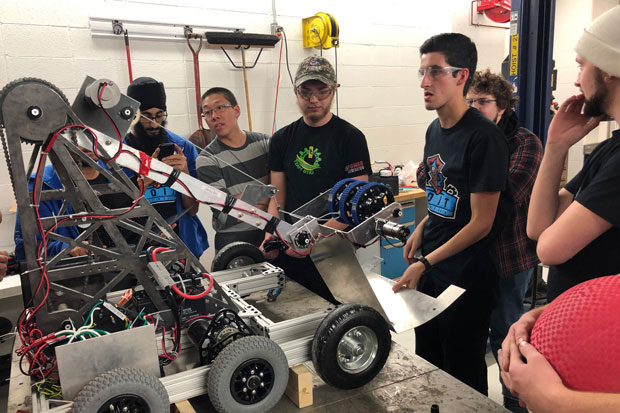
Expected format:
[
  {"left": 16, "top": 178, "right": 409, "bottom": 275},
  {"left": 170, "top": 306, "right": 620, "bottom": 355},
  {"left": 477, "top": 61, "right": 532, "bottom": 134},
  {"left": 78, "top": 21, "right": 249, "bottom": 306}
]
[
  {"left": 150, "top": 247, "right": 170, "bottom": 262},
  {"left": 171, "top": 272, "right": 213, "bottom": 300},
  {"left": 272, "top": 33, "right": 284, "bottom": 135},
  {"left": 182, "top": 315, "right": 213, "bottom": 325}
]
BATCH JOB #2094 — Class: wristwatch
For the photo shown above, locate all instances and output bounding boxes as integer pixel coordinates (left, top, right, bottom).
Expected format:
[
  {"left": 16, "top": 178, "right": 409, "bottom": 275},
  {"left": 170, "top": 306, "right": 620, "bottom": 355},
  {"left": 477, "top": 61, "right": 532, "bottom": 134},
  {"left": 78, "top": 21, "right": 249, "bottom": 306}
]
[{"left": 418, "top": 256, "right": 433, "bottom": 273}]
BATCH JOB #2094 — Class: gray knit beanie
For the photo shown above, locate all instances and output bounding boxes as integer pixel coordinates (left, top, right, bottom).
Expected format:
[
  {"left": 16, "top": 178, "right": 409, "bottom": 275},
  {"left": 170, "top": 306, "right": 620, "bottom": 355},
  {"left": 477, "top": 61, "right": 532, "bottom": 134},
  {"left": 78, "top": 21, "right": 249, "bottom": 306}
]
[{"left": 574, "top": 5, "right": 620, "bottom": 78}]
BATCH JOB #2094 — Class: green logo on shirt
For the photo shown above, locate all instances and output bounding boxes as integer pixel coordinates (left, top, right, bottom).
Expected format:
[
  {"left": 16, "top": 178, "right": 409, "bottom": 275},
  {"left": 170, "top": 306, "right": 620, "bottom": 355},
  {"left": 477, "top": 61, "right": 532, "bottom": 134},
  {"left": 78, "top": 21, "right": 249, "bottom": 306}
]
[{"left": 294, "top": 146, "right": 322, "bottom": 175}]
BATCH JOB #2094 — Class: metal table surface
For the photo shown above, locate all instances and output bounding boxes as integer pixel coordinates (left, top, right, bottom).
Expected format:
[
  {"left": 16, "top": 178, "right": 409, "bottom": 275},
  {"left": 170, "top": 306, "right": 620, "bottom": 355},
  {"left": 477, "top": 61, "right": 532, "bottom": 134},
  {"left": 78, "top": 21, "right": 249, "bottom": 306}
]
[
  {"left": 6, "top": 279, "right": 507, "bottom": 412},
  {"left": 191, "top": 280, "right": 508, "bottom": 412}
]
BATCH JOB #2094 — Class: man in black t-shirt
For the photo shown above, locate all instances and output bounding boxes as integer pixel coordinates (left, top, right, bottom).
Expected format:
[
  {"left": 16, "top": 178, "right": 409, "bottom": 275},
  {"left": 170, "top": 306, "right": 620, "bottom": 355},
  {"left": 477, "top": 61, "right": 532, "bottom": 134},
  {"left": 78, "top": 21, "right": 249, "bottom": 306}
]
[
  {"left": 500, "top": 7, "right": 620, "bottom": 410},
  {"left": 262, "top": 55, "right": 372, "bottom": 303},
  {"left": 392, "top": 33, "right": 508, "bottom": 396}
]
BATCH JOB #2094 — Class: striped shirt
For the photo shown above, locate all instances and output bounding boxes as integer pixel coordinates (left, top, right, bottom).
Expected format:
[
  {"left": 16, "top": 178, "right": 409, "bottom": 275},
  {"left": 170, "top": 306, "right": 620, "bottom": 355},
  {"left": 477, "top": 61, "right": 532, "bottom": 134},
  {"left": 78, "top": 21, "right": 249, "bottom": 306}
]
[{"left": 196, "top": 132, "right": 270, "bottom": 247}]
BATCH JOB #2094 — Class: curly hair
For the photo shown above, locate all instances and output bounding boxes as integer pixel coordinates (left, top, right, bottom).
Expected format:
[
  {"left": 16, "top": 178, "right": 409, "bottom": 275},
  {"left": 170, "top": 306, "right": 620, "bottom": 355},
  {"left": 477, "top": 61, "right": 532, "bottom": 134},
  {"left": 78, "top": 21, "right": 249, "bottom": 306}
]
[{"left": 470, "top": 69, "right": 518, "bottom": 110}]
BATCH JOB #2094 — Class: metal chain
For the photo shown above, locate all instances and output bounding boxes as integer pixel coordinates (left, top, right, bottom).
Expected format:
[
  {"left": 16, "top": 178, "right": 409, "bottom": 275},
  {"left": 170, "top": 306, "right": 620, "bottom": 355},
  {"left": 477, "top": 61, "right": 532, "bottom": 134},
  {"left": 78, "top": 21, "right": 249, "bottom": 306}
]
[{"left": 0, "top": 126, "right": 15, "bottom": 194}]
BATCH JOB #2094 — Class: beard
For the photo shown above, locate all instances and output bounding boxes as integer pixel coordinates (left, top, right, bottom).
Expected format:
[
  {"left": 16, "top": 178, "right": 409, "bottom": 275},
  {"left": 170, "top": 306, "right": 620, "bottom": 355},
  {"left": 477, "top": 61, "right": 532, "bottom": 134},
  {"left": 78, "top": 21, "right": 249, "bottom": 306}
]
[
  {"left": 129, "top": 120, "right": 169, "bottom": 155},
  {"left": 583, "top": 70, "right": 607, "bottom": 117}
]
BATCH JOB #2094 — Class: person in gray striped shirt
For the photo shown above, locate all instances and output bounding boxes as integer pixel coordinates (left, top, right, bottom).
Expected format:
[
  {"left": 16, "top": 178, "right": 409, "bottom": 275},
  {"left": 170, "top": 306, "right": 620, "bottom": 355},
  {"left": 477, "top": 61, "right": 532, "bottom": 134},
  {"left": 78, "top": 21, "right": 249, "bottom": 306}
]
[{"left": 196, "top": 87, "right": 270, "bottom": 251}]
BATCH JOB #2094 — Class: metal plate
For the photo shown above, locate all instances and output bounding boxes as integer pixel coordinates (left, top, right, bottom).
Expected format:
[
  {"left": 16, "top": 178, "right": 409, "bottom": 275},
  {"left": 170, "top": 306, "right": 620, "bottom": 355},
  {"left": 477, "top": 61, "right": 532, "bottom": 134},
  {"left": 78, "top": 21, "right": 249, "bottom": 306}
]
[
  {"left": 311, "top": 236, "right": 464, "bottom": 333},
  {"left": 365, "top": 272, "right": 464, "bottom": 333},
  {"left": 56, "top": 325, "right": 160, "bottom": 401}
]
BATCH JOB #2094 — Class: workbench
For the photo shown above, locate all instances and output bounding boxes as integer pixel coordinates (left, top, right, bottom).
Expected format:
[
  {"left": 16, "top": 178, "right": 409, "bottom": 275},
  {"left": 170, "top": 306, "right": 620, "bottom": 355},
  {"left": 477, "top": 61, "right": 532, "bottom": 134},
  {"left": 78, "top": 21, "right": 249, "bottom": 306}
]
[{"left": 6, "top": 260, "right": 506, "bottom": 413}]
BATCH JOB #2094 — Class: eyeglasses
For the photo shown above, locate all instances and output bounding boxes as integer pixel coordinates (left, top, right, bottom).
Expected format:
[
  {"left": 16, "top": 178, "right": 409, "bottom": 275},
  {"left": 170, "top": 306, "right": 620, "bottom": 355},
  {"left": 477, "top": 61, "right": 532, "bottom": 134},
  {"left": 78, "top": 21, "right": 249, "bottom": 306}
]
[
  {"left": 296, "top": 87, "right": 334, "bottom": 101},
  {"left": 202, "top": 104, "right": 234, "bottom": 118},
  {"left": 140, "top": 111, "right": 167, "bottom": 124},
  {"left": 417, "top": 66, "right": 463, "bottom": 81},
  {"left": 466, "top": 98, "right": 497, "bottom": 106}
]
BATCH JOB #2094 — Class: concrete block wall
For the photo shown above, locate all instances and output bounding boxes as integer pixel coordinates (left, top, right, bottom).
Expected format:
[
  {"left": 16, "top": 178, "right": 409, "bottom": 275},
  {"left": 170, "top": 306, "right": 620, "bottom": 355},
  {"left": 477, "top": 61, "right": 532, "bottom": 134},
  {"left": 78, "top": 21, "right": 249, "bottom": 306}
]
[{"left": 0, "top": 0, "right": 507, "bottom": 253}]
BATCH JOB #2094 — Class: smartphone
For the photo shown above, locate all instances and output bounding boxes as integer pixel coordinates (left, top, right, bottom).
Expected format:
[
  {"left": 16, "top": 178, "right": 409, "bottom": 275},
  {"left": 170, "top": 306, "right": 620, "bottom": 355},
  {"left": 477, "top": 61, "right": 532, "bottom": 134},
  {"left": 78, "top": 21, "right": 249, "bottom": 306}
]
[{"left": 157, "top": 142, "right": 175, "bottom": 160}]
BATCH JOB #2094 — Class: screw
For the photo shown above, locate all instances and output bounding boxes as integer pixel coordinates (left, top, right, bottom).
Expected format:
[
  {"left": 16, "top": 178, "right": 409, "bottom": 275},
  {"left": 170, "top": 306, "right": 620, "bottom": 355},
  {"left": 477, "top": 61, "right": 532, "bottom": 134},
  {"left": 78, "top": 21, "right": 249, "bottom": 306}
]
[
  {"left": 243, "top": 387, "right": 247, "bottom": 393},
  {"left": 259, "top": 372, "right": 263, "bottom": 377},
  {"left": 250, "top": 370, "right": 255, "bottom": 375},
  {"left": 355, "top": 330, "right": 362, "bottom": 338},
  {"left": 27, "top": 106, "right": 42, "bottom": 119},
  {"left": 260, "top": 382, "right": 265, "bottom": 387},
  {"left": 105, "top": 140, "right": 112, "bottom": 145},
  {"left": 242, "top": 377, "right": 246, "bottom": 382},
  {"left": 252, "top": 390, "right": 256, "bottom": 395}
]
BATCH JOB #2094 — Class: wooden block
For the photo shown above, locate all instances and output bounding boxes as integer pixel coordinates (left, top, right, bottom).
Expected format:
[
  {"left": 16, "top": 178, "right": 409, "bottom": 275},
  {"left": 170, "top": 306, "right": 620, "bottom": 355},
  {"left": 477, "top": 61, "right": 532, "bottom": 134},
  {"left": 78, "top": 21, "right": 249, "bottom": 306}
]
[
  {"left": 172, "top": 400, "right": 195, "bottom": 413},
  {"left": 285, "top": 364, "right": 313, "bottom": 408}
]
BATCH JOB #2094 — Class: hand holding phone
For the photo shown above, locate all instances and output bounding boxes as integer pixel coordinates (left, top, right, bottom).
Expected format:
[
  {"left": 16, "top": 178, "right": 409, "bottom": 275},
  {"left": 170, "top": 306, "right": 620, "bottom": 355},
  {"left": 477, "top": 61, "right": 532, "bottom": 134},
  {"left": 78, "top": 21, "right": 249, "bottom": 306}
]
[{"left": 157, "top": 142, "right": 175, "bottom": 160}]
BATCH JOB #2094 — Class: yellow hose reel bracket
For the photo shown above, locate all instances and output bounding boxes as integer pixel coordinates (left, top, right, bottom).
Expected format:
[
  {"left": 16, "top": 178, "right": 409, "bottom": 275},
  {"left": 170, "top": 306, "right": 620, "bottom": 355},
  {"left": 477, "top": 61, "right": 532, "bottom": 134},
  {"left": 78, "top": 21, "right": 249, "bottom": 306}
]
[{"left": 302, "top": 12, "right": 339, "bottom": 49}]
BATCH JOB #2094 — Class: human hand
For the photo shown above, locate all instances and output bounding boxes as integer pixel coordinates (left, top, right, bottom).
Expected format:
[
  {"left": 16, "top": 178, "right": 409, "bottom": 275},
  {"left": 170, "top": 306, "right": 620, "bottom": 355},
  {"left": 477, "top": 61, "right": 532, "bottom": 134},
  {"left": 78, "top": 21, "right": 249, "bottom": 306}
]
[
  {"left": 392, "top": 261, "right": 425, "bottom": 292},
  {"left": 0, "top": 250, "right": 8, "bottom": 281},
  {"left": 500, "top": 340, "right": 565, "bottom": 413},
  {"left": 499, "top": 307, "right": 543, "bottom": 372},
  {"left": 260, "top": 233, "right": 280, "bottom": 260},
  {"left": 284, "top": 247, "right": 306, "bottom": 259},
  {"left": 546, "top": 94, "right": 604, "bottom": 150},
  {"left": 160, "top": 144, "right": 189, "bottom": 174},
  {"left": 69, "top": 246, "right": 89, "bottom": 257},
  {"left": 403, "top": 232, "right": 422, "bottom": 265}
]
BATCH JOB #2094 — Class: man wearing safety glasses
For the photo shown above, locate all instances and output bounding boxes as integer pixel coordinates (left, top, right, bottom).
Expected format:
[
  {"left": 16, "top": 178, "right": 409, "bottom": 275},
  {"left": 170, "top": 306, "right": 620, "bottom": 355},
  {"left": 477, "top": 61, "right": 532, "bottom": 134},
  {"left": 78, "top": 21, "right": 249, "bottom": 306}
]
[
  {"left": 392, "top": 33, "right": 509, "bottom": 396},
  {"left": 125, "top": 77, "right": 209, "bottom": 258},
  {"left": 261, "top": 55, "right": 372, "bottom": 304}
]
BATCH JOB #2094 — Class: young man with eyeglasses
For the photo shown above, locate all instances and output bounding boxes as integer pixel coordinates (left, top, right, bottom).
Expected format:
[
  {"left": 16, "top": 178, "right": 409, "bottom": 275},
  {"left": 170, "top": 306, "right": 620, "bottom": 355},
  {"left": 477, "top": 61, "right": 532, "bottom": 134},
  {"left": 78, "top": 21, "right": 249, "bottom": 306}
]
[
  {"left": 196, "top": 87, "right": 270, "bottom": 252},
  {"left": 125, "top": 77, "right": 209, "bottom": 258},
  {"left": 261, "top": 55, "right": 372, "bottom": 303},
  {"left": 392, "top": 33, "right": 509, "bottom": 396},
  {"left": 467, "top": 69, "right": 543, "bottom": 412}
]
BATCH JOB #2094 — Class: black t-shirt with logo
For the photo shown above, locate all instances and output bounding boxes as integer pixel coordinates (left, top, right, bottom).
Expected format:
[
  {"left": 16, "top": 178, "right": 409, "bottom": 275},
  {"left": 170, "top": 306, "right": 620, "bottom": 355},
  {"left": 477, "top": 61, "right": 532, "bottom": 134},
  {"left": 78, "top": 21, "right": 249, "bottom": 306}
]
[
  {"left": 548, "top": 129, "right": 620, "bottom": 301},
  {"left": 421, "top": 108, "right": 508, "bottom": 287},
  {"left": 269, "top": 115, "right": 372, "bottom": 212}
]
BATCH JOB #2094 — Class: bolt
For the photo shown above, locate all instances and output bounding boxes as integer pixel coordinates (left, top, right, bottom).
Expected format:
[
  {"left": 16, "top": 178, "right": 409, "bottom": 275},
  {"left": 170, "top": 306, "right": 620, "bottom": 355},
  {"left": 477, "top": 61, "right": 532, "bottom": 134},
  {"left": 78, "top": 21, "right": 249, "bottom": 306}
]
[
  {"left": 252, "top": 389, "right": 256, "bottom": 395},
  {"left": 256, "top": 221, "right": 261, "bottom": 226},
  {"left": 355, "top": 330, "right": 362, "bottom": 338},
  {"left": 27, "top": 106, "right": 42, "bottom": 120},
  {"left": 259, "top": 372, "right": 263, "bottom": 377},
  {"left": 243, "top": 387, "right": 247, "bottom": 393},
  {"left": 354, "top": 345, "right": 364, "bottom": 356},
  {"left": 242, "top": 377, "right": 246, "bottom": 383},
  {"left": 250, "top": 370, "right": 255, "bottom": 375},
  {"left": 237, "top": 212, "right": 244, "bottom": 218},
  {"left": 260, "top": 382, "right": 265, "bottom": 387},
  {"left": 105, "top": 140, "right": 112, "bottom": 145}
]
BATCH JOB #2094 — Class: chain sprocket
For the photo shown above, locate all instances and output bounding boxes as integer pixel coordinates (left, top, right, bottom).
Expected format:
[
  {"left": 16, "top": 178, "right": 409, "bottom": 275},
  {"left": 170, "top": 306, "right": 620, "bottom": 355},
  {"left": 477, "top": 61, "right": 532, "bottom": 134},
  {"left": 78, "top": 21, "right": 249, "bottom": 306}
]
[{"left": 0, "top": 77, "right": 69, "bottom": 144}]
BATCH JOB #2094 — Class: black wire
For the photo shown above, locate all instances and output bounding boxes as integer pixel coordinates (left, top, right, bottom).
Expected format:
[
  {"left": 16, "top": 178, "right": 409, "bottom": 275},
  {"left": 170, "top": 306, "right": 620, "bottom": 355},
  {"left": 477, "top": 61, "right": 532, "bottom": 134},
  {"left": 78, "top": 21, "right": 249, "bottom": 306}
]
[
  {"left": 381, "top": 236, "right": 405, "bottom": 249},
  {"left": 280, "top": 28, "right": 294, "bottom": 87}
]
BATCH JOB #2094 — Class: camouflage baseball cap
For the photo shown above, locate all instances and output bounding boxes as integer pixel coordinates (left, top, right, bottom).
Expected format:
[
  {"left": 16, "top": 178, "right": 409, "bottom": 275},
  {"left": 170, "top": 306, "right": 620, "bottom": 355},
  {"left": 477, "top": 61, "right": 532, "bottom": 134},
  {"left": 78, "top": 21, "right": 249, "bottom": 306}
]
[{"left": 294, "top": 55, "right": 337, "bottom": 87}]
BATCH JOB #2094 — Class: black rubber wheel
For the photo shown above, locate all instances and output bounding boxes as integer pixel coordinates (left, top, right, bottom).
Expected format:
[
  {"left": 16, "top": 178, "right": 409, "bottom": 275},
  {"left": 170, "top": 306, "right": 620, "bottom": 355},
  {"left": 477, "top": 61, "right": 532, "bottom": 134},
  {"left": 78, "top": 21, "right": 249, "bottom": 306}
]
[
  {"left": 312, "top": 304, "right": 391, "bottom": 389},
  {"left": 207, "top": 336, "right": 288, "bottom": 412},
  {"left": 70, "top": 367, "right": 169, "bottom": 413},
  {"left": 211, "top": 242, "right": 265, "bottom": 272}
]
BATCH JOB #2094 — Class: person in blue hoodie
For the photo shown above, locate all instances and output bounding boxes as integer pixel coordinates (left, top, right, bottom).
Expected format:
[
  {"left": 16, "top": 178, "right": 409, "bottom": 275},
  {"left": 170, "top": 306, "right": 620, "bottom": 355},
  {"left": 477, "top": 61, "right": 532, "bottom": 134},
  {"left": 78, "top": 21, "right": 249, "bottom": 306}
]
[
  {"left": 14, "top": 147, "right": 133, "bottom": 260},
  {"left": 125, "top": 77, "right": 209, "bottom": 258}
]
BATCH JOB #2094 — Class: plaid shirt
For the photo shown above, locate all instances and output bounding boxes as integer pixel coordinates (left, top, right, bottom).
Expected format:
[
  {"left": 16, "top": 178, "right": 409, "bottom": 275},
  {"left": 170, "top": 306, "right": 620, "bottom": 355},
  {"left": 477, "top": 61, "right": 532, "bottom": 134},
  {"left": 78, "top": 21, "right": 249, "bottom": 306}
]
[{"left": 491, "top": 126, "right": 543, "bottom": 277}]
